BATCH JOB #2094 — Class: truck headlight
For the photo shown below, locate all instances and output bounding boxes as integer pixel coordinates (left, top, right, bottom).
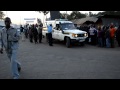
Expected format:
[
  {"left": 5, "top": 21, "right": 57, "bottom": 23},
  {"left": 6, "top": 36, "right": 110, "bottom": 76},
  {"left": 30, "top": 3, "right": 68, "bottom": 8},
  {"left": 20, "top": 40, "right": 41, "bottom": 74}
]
[
  {"left": 72, "top": 33, "right": 78, "bottom": 38},
  {"left": 84, "top": 33, "right": 88, "bottom": 37}
]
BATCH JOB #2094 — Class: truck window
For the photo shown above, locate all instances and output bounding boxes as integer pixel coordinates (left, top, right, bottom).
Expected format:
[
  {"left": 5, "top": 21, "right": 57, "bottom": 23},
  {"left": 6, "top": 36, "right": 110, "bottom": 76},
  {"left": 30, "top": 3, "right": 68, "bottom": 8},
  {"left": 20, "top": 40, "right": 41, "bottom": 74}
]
[
  {"left": 56, "top": 24, "right": 60, "bottom": 30},
  {"left": 60, "top": 23, "right": 76, "bottom": 30}
]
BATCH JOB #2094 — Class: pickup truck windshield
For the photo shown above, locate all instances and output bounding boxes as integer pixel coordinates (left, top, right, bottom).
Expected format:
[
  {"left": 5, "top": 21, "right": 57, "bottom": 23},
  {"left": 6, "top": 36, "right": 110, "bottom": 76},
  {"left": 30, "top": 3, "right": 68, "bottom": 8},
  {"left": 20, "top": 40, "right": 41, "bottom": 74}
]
[{"left": 60, "top": 23, "right": 76, "bottom": 30}]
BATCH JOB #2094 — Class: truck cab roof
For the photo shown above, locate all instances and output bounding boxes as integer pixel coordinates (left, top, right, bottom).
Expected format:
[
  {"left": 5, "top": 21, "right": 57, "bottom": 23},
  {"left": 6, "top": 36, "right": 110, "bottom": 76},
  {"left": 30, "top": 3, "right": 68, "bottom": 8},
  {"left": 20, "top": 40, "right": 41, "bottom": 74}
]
[{"left": 45, "top": 19, "right": 73, "bottom": 28}]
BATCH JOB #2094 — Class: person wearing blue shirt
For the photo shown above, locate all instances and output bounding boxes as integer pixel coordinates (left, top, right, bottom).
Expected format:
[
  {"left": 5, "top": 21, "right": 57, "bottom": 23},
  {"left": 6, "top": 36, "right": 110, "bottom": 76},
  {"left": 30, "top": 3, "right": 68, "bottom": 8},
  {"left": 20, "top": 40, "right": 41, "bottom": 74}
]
[{"left": 47, "top": 24, "right": 53, "bottom": 46}]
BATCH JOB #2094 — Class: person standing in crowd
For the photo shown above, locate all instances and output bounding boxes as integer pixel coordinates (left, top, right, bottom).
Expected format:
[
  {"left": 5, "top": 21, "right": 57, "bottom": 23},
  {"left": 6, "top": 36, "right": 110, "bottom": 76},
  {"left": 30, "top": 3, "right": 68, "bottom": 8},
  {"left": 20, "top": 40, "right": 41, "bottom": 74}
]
[
  {"left": 28, "top": 25, "right": 33, "bottom": 43},
  {"left": 32, "top": 24, "right": 38, "bottom": 44},
  {"left": 0, "top": 17, "right": 21, "bottom": 79},
  {"left": 105, "top": 26, "right": 111, "bottom": 48},
  {"left": 89, "top": 25, "right": 97, "bottom": 45},
  {"left": 97, "top": 26, "right": 103, "bottom": 47},
  {"left": 101, "top": 26, "right": 107, "bottom": 47},
  {"left": 20, "top": 25, "right": 24, "bottom": 34},
  {"left": 116, "top": 25, "right": 120, "bottom": 47},
  {"left": 37, "top": 23, "right": 43, "bottom": 43},
  {"left": 47, "top": 24, "right": 53, "bottom": 46},
  {"left": 109, "top": 23, "right": 116, "bottom": 48},
  {"left": 20, "top": 25, "right": 25, "bottom": 41},
  {"left": 24, "top": 25, "right": 28, "bottom": 39}
]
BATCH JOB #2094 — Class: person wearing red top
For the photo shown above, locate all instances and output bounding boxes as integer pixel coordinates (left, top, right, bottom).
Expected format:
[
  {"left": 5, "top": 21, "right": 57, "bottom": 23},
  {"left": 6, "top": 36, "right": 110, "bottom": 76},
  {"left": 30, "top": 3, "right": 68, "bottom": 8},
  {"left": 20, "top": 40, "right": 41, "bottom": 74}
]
[{"left": 109, "top": 24, "right": 116, "bottom": 48}]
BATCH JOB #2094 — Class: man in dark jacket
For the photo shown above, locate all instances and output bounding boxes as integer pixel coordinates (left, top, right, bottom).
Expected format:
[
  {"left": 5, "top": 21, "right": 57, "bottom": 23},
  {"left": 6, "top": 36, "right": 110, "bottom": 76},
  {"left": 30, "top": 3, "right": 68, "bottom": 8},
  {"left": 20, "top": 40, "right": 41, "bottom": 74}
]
[
  {"left": 32, "top": 24, "right": 38, "bottom": 44},
  {"left": 37, "top": 23, "right": 43, "bottom": 43}
]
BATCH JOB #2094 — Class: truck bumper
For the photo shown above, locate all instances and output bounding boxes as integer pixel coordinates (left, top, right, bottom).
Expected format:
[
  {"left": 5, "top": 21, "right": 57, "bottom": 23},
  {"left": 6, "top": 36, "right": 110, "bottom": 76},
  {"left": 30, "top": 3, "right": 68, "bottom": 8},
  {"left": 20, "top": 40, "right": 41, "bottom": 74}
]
[{"left": 71, "top": 39, "right": 86, "bottom": 43}]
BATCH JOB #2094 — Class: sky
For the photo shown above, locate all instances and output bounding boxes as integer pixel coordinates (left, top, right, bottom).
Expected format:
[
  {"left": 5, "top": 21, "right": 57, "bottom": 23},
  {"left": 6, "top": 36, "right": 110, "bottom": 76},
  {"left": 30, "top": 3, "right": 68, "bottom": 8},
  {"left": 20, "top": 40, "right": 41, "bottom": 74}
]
[{"left": 2, "top": 11, "right": 103, "bottom": 25}]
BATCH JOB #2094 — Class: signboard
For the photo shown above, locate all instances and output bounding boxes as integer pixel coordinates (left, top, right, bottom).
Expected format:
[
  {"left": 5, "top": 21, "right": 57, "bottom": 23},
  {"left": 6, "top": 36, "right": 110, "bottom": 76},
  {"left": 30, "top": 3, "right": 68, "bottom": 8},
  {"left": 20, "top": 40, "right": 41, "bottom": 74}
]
[
  {"left": 26, "top": 21, "right": 34, "bottom": 23},
  {"left": 24, "top": 18, "right": 36, "bottom": 20}
]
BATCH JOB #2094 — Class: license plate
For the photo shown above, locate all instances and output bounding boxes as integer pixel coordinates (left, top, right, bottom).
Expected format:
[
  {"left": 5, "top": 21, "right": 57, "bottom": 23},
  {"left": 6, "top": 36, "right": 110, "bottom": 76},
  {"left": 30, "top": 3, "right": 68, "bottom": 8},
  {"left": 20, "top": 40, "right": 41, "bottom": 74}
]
[
  {"left": 79, "top": 40, "right": 85, "bottom": 42},
  {"left": 80, "top": 37, "right": 84, "bottom": 39}
]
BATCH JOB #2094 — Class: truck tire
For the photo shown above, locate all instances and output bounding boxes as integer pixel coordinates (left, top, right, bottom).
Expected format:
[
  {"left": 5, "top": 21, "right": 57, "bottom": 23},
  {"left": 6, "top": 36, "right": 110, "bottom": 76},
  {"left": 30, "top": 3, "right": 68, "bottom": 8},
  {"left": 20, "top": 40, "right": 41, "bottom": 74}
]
[{"left": 66, "top": 37, "right": 71, "bottom": 48}]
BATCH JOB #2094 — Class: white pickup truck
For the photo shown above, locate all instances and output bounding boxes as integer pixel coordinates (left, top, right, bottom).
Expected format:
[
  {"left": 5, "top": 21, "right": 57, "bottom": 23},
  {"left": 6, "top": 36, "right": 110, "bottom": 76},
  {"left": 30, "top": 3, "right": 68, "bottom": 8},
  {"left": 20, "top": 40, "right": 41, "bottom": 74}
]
[{"left": 42, "top": 19, "right": 88, "bottom": 48}]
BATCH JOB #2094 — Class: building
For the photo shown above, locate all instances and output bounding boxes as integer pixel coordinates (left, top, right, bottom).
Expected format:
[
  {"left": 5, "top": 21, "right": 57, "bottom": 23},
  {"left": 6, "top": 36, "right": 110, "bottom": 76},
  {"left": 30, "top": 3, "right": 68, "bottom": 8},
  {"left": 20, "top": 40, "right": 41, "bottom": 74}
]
[
  {"left": 24, "top": 18, "right": 37, "bottom": 25},
  {"left": 71, "top": 17, "right": 98, "bottom": 27},
  {"left": 71, "top": 15, "right": 120, "bottom": 28},
  {"left": 96, "top": 15, "right": 120, "bottom": 26}
]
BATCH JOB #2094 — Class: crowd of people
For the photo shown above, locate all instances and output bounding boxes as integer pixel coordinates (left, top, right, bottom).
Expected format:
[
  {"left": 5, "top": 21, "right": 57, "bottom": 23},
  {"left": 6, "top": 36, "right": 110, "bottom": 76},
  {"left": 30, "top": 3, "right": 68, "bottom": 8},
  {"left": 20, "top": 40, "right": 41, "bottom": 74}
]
[
  {"left": 20, "top": 23, "right": 53, "bottom": 46},
  {"left": 20, "top": 23, "right": 120, "bottom": 48},
  {"left": 78, "top": 23, "right": 120, "bottom": 48},
  {"left": 20, "top": 23, "right": 43, "bottom": 44}
]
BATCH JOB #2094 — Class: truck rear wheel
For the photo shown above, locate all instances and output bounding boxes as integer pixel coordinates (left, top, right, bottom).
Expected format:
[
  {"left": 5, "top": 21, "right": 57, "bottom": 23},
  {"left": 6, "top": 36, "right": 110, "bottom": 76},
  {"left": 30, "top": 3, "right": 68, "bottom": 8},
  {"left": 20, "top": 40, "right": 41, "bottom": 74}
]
[{"left": 66, "top": 37, "right": 71, "bottom": 48}]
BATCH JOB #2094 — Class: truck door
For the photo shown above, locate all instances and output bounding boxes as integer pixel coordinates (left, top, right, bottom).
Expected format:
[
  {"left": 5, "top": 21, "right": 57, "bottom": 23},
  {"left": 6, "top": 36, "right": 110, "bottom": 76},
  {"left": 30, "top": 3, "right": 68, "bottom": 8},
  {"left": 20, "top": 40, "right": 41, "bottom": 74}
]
[
  {"left": 52, "top": 24, "right": 60, "bottom": 40},
  {"left": 52, "top": 27, "right": 58, "bottom": 39},
  {"left": 57, "top": 29, "right": 64, "bottom": 41}
]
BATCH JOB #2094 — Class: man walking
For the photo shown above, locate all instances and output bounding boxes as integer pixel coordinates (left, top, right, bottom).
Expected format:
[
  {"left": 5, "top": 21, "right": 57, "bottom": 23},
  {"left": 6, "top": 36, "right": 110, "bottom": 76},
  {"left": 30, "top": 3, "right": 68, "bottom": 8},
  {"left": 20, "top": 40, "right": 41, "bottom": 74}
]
[{"left": 0, "top": 17, "right": 21, "bottom": 79}]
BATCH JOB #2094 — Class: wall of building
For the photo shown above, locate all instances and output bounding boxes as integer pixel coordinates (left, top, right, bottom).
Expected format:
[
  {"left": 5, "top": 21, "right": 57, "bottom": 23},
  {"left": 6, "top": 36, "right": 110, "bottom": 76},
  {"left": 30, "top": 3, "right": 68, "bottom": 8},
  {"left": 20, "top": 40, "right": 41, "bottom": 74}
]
[{"left": 101, "top": 17, "right": 120, "bottom": 26}]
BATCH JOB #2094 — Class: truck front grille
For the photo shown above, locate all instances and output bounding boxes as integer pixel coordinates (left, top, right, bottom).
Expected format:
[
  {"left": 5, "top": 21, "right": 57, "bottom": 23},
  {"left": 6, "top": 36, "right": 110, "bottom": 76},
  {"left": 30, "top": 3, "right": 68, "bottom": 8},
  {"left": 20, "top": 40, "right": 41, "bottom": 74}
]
[{"left": 77, "top": 34, "right": 84, "bottom": 37}]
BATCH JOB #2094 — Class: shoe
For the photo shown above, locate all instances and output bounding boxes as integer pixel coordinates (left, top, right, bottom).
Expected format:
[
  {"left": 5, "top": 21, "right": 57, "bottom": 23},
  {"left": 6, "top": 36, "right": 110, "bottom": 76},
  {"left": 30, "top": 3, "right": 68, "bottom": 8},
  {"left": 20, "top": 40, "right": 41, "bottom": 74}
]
[{"left": 18, "top": 67, "right": 21, "bottom": 72}]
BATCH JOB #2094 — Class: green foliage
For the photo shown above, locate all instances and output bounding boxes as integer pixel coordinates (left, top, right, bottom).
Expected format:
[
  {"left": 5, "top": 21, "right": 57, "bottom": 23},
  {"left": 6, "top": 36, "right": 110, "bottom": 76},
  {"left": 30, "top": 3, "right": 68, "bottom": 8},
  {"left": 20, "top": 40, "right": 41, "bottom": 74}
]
[
  {"left": 37, "top": 11, "right": 49, "bottom": 15},
  {"left": 60, "top": 11, "right": 86, "bottom": 20},
  {"left": 0, "top": 11, "right": 5, "bottom": 20}
]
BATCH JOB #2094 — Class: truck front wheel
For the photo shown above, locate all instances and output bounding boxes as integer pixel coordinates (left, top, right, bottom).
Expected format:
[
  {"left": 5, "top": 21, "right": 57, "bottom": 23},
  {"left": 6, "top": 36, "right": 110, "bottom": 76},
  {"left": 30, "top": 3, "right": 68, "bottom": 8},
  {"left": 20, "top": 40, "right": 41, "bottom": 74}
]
[{"left": 66, "top": 37, "right": 71, "bottom": 48}]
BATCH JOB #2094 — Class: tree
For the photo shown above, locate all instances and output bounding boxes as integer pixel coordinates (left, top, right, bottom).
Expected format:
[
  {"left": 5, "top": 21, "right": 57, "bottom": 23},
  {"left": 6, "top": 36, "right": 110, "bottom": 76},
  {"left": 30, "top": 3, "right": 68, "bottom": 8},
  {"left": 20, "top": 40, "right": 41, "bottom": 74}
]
[
  {"left": 0, "top": 11, "right": 5, "bottom": 20},
  {"left": 60, "top": 13, "right": 69, "bottom": 19},
  {"left": 37, "top": 11, "right": 60, "bottom": 20},
  {"left": 89, "top": 12, "right": 93, "bottom": 17},
  {"left": 37, "top": 11, "right": 49, "bottom": 15},
  {"left": 67, "top": 11, "right": 86, "bottom": 20}
]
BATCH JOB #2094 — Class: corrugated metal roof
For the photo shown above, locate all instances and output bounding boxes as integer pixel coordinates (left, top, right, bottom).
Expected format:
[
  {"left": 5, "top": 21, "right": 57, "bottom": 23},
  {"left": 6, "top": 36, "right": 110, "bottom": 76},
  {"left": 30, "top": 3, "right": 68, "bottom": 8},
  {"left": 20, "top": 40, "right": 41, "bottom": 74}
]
[{"left": 71, "top": 17, "right": 98, "bottom": 25}]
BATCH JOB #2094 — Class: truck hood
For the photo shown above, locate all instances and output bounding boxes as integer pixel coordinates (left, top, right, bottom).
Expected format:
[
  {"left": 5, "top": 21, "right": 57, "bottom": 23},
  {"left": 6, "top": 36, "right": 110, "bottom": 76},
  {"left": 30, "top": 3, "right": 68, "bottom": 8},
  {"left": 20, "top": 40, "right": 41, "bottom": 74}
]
[{"left": 63, "top": 29, "right": 86, "bottom": 34}]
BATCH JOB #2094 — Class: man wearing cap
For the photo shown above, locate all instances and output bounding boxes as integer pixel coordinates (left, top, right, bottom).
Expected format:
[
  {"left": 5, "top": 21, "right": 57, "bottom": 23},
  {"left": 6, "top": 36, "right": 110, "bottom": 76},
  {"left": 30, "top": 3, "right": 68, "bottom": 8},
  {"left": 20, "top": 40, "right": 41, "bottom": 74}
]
[{"left": 0, "top": 17, "right": 21, "bottom": 79}]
